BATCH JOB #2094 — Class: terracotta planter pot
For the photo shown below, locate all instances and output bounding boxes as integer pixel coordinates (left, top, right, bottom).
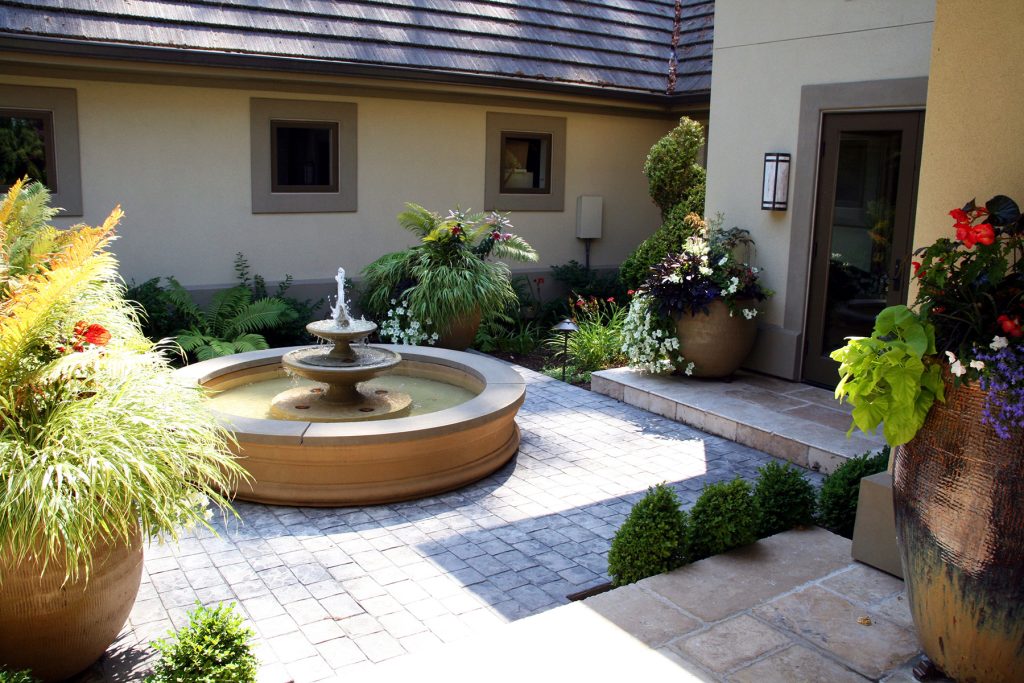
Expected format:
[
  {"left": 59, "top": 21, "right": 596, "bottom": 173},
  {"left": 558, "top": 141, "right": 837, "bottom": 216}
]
[
  {"left": 0, "top": 527, "right": 144, "bottom": 682},
  {"left": 673, "top": 299, "right": 757, "bottom": 378},
  {"left": 436, "top": 308, "right": 482, "bottom": 350},
  {"left": 894, "top": 378, "right": 1024, "bottom": 683}
]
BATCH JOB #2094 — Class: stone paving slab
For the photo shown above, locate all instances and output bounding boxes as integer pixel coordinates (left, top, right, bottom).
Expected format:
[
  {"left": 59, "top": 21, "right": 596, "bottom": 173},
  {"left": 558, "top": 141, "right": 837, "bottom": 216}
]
[
  {"left": 592, "top": 367, "right": 886, "bottom": 473},
  {"left": 79, "top": 363, "right": 808, "bottom": 682}
]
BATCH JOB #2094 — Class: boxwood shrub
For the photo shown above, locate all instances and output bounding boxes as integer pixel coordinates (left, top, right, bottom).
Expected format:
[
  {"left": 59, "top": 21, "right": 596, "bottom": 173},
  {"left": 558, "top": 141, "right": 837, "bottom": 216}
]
[
  {"left": 817, "top": 447, "right": 890, "bottom": 539},
  {"left": 687, "top": 478, "right": 759, "bottom": 561},
  {"left": 147, "top": 602, "right": 258, "bottom": 683},
  {"left": 753, "top": 461, "right": 817, "bottom": 538},
  {"left": 607, "top": 484, "right": 689, "bottom": 587}
]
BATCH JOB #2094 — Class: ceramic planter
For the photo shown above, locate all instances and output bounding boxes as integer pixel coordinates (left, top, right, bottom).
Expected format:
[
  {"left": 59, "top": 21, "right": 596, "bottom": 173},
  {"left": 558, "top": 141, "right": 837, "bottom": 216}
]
[
  {"left": 893, "top": 378, "right": 1024, "bottom": 683},
  {"left": 673, "top": 299, "right": 757, "bottom": 378},
  {"left": 436, "top": 307, "right": 482, "bottom": 350},
  {"left": 0, "top": 527, "right": 144, "bottom": 682}
]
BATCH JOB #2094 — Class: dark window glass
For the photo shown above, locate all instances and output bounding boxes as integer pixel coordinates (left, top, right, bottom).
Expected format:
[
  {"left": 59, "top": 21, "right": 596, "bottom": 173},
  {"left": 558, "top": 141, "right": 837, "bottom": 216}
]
[
  {"left": 500, "top": 132, "right": 551, "bottom": 194},
  {"left": 0, "top": 110, "right": 54, "bottom": 189},
  {"left": 271, "top": 121, "right": 338, "bottom": 193}
]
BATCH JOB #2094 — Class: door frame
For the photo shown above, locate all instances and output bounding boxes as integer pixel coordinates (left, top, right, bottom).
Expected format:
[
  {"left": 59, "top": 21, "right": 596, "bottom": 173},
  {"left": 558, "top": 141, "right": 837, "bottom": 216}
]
[
  {"left": 801, "top": 110, "right": 924, "bottom": 386},
  {"left": 753, "top": 78, "right": 928, "bottom": 381}
]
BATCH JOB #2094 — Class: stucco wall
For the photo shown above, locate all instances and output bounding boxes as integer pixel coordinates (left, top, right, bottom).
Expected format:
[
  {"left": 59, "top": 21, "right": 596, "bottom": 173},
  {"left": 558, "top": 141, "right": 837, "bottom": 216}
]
[
  {"left": 705, "top": 0, "right": 935, "bottom": 377},
  {"left": 1, "top": 73, "right": 675, "bottom": 288},
  {"left": 912, "top": 0, "right": 1024, "bottom": 250}
]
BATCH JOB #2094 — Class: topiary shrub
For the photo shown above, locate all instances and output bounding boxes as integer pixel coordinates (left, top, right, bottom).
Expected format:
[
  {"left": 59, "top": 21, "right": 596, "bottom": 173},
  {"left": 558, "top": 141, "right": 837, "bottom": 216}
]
[
  {"left": 817, "top": 447, "right": 890, "bottom": 539},
  {"left": 753, "top": 461, "right": 817, "bottom": 538},
  {"left": 147, "top": 602, "right": 258, "bottom": 683},
  {"left": 642, "top": 117, "right": 706, "bottom": 218},
  {"left": 607, "top": 484, "right": 689, "bottom": 586},
  {"left": 687, "top": 478, "right": 759, "bottom": 561},
  {"left": 619, "top": 200, "right": 705, "bottom": 290}
]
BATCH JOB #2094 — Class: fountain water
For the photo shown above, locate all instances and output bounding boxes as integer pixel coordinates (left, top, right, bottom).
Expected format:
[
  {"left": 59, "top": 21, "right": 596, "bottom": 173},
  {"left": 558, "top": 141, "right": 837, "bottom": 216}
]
[{"left": 270, "top": 268, "right": 412, "bottom": 421}]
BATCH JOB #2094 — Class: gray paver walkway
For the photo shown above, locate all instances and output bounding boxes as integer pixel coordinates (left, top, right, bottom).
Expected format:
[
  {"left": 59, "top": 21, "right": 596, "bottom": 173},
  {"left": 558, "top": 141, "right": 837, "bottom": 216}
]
[{"left": 85, "top": 364, "right": 819, "bottom": 682}]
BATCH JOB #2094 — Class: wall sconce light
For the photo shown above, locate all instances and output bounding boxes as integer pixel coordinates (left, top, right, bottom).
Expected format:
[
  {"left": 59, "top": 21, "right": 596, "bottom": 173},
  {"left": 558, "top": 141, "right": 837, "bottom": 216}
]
[{"left": 761, "top": 153, "right": 791, "bottom": 211}]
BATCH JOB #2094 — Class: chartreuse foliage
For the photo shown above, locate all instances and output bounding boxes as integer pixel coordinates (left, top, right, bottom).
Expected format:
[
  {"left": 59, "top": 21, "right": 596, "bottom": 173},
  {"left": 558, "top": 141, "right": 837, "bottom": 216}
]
[
  {"left": 607, "top": 484, "right": 689, "bottom": 586},
  {"left": 753, "top": 461, "right": 816, "bottom": 538},
  {"left": 147, "top": 602, "right": 258, "bottom": 683},
  {"left": 817, "top": 448, "right": 890, "bottom": 539},
  {"left": 0, "top": 180, "right": 245, "bottom": 581},
  {"left": 687, "top": 478, "right": 759, "bottom": 561},
  {"left": 831, "top": 305, "right": 945, "bottom": 446}
]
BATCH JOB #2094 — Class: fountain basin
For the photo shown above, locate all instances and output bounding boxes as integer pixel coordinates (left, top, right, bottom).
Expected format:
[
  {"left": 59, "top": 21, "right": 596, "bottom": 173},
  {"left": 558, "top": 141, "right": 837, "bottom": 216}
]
[{"left": 176, "top": 345, "right": 525, "bottom": 507}]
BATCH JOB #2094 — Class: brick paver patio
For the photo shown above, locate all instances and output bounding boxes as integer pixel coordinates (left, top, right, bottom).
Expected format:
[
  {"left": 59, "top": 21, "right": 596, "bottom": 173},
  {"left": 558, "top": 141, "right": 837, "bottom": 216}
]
[{"left": 90, "top": 365, "right": 819, "bottom": 682}]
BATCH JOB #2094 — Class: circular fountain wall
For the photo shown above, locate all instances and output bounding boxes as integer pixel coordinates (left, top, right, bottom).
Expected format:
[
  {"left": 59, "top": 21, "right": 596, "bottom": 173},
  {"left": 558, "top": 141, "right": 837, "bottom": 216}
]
[{"left": 176, "top": 345, "right": 525, "bottom": 507}]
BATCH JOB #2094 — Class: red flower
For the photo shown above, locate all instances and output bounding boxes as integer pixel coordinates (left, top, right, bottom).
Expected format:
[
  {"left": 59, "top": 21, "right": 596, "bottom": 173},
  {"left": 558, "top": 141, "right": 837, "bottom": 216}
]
[
  {"left": 949, "top": 208, "right": 970, "bottom": 223},
  {"left": 974, "top": 223, "right": 995, "bottom": 246},
  {"left": 451, "top": 226, "right": 463, "bottom": 236},
  {"left": 627, "top": 289, "right": 635, "bottom": 296},
  {"left": 997, "top": 315, "right": 1023, "bottom": 338},
  {"left": 82, "top": 324, "right": 111, "bottom": 346},
  {"left": 606, "top": 297, "right": 615, "bottom": 303},
  {"left": 912, "top": 261, "right": 922, "bottom": 276}
]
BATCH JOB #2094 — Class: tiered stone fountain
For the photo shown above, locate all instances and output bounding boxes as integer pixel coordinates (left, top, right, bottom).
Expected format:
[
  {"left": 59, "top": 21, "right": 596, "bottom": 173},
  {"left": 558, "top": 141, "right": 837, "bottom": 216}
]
[
  {"left": 179, "top": 267, "right": 526, "bottom": 507},
  {"left": 271, "top": 269, "right": 412, "bottom": 422}
]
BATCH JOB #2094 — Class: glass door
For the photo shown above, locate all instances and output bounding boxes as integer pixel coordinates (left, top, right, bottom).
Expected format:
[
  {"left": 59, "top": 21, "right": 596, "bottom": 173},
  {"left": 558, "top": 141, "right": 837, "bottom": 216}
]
[{"left": 802, "top": 111, "right": 924, "bottom": 387}]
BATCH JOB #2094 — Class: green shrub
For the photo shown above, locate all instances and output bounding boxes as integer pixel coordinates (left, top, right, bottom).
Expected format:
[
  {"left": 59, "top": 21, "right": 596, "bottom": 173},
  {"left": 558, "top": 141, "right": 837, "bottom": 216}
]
[
  {"left": 0, "top": 669, "right": 38, "bottom": 683},
  {"left": 546, "top": 294, "right": 626, "bottom": 375},
  {"left": 642, "top": 116, "right": 706, "bottom": 217},
  {"left": 125, "top": 277, "right": 191, "bottom": 342},
  {"left": 753, "top": 461, "right": 817, "bottom": 538},
  {"left": 619, "top": 196, "right": 705, "bottom": 290},
  {"left": 687, "top": 478, "right": 759, "bottom": 561},
  {"left": 817, "top": 447, "right": 890, "bottom": 539},
  {"left": 608, "top": 484, "right": 689, "bottom": 586},
  {"left": 147, "top": 602, "right": 258, "bottom": 683}
]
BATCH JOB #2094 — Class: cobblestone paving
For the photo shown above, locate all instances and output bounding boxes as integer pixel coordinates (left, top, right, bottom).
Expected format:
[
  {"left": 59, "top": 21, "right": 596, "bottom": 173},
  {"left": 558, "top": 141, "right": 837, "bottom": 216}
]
[{"left": 97, "top": 365, "right": 813, "bottom": 682}]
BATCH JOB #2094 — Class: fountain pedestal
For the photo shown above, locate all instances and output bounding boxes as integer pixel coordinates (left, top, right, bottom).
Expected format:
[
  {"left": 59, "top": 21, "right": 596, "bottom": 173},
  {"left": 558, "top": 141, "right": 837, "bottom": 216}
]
[{"left": 270, "top": 319, "right": 412, "bottom": 422}]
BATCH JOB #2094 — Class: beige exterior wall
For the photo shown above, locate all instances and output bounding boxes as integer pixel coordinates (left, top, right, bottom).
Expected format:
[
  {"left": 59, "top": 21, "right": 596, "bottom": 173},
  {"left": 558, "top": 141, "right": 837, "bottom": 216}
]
[
  {"left": 705, "top": 0, "right": 935, "bottom": 378},
  {"left": 1, "top": 72, "right": 676, "bottom": 288},
  {"left": 912, "top": 0, "right": 1024, "bottom": 251}
]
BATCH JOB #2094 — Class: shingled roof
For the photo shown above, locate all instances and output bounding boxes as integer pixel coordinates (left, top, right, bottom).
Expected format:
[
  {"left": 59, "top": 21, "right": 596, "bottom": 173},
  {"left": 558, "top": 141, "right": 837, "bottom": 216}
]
[{"left": 0, "top": 0, "right": 713, "bottom": 102}]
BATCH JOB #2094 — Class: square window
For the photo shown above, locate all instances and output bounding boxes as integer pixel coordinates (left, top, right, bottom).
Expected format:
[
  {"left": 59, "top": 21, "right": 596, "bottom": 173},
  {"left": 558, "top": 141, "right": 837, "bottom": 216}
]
[
  {"left": 486, "top": 113, "right": 565, "bottom": 212},
  {"left": 500, "top": 132, "right": 551, "bottom": 194},
  {"left": 0, "top": 86, "right": 81, "bottom": 216},
  {"left": 271, "top": 121, "right": 339, "bottom": 193},
  {"left": 0, "top": 109, "right": 56, "bottom": 189},
  {"left": 251, "top": 99, "right": 357, "bottom": 213}
]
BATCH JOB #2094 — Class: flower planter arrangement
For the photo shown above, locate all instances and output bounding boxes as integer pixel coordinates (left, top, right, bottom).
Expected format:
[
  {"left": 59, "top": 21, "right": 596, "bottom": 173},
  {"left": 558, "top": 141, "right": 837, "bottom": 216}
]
[
  {"left": 361, "top": 204, "right": 538, "bottom": 350},
  {"left": 621, "top": 213, "right": 772, "bottom": 377},
  {"left": 832, "top": 194, "right": 1023, "bottom": 683},
  {"left": 0, "top": 181, "right": 245, "bottom": 681}
]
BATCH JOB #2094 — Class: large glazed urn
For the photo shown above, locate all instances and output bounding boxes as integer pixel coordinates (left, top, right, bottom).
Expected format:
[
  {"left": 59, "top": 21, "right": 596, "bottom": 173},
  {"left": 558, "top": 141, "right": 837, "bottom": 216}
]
[
  {"left": 893, "top": 377, "right": 1024, "bottom": 683},
  {"left": 673, "top": 299, "right": 757, "bottom": 378},
  {"left": 0, "top": 528, "right": 144, "bottom": 682}
]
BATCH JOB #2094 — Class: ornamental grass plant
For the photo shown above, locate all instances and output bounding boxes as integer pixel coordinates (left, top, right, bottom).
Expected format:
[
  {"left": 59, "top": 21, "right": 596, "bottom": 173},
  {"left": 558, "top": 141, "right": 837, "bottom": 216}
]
[
  {"left": 833, "top": 195, "right": 1024, "bottom": 444},
  {"left": 0, "top": 180, "right": 245, "bottom": 580},
  {"left": 361, "top": 203, "right": 538, "bottom": 342}
]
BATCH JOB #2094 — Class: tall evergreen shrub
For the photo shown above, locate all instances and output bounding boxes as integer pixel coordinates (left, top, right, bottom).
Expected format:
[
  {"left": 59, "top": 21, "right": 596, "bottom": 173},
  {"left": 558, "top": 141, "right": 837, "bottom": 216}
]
[{"left": 607, "top": 484, "right": 689, "bottom": 586}]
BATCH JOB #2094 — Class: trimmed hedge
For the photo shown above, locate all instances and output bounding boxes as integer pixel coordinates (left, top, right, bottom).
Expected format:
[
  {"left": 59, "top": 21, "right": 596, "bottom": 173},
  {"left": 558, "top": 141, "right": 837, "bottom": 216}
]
[
  {"left": 817, "top": 447, "right": 890, "bottom": 539},
  {"left": 753, "top": 461, "right": 817, "bottom": 537},
  {"left": 608, "top": 484, "right": 689, "bottom": 587},
  {"left": 687, "top": 478, "right": 759, "bottom": 561}
]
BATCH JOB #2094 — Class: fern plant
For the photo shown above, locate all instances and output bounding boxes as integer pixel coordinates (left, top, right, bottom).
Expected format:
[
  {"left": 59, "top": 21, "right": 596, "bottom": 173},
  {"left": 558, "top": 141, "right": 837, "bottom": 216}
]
[
  {"left": 361, "top": 203, "right": 538, "bottom": 340},
  {"left": 0, "top": 179, "right": 245, "bottom": 580},
  {"left": 164, "top": 278, "right": 290, "bottom": 361}
]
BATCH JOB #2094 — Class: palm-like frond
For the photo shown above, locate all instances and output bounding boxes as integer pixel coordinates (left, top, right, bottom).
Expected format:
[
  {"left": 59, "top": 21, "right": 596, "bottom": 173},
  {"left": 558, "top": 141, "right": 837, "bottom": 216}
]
[
  {"left": 490, "top": 235, "right": 539, "bottom": 263},
  {"left": 222, "top": 297, "right": 290, "bottom": 338},
  {"left": 396, "top": 203, "right": 441, "bottom": 237}
]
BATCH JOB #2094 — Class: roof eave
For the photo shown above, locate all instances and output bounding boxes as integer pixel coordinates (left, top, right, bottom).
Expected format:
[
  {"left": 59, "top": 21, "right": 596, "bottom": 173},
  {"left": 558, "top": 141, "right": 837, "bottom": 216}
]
[{"left": 0, "top": 34, "right": 709, "bottom": 108}]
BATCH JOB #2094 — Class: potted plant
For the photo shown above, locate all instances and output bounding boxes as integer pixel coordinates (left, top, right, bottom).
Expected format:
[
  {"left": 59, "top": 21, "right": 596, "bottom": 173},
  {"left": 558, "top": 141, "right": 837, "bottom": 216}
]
[
  {"left": 832, "top": 195, "right": 1023, "bottom": 682},
  {"left": 361, "top": 203, "right": 538, "bottom": 349},
  {"left": 621, "top": 212, "right": 772, "bottom": 377},
  {"left": 0, "top": 181, "right": 245, "bottom": 682}
]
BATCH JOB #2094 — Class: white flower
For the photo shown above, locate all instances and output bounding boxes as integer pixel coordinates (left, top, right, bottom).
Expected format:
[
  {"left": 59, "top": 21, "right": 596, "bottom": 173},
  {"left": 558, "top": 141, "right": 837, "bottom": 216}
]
[
  {"left": 951, "top": 359, "right": 966, "bottom": 377},
  {"left": 684, "top": 362, "right": 695, "bottom": 376},
  {"left": 990, "top": 336, "right": 1009, "bottom": 350},
  {"left": 390, "top": 299, "right": 397, "bottom": 305},
  {"left": 945, "top": 350, "right": 957, "bottom": 364},
  {"left": 699, "top": 266, "right": 713, "bottom": 276},
  {"left": 718, "top": 256, "right": 729, "bottom": 266},
  {"left": 742, "top": 308, "right": 758, "bottom": 320},
  {"left": 969, "top": 359, "right": 985, "bottom": 371}
]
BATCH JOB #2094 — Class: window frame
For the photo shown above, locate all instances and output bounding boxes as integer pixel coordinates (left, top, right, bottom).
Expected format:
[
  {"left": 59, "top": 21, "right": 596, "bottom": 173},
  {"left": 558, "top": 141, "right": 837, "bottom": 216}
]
[
  {"left": 485, "top": 112, "right": 565, "bottom": 212},
  {"left": 0, "top": 85, "right": 82, "bottom": 216},
  {"left": 250, "top": 98, "right": 357, "bottom": 214},
  {"left": 269, "top": 120, "right": 340, "bottom": 194},
  {"left": 498, "top": 131, "right": 553, "bottom": 195}
]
